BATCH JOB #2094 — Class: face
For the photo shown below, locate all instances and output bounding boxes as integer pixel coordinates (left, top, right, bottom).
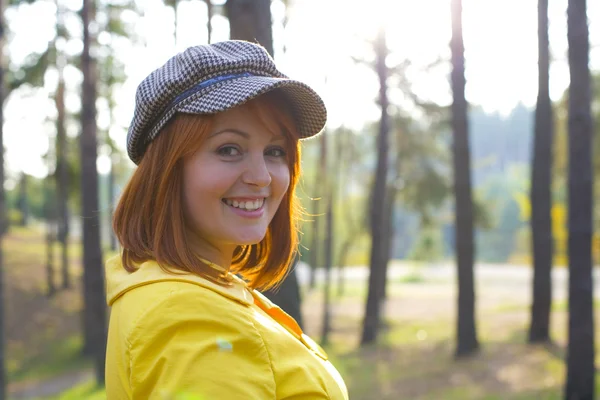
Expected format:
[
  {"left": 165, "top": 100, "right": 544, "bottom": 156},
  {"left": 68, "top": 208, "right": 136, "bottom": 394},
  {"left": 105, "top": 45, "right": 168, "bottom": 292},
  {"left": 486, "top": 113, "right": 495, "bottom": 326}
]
[{"left": 182, "top": 103, "right": 291, "bottom": 264}]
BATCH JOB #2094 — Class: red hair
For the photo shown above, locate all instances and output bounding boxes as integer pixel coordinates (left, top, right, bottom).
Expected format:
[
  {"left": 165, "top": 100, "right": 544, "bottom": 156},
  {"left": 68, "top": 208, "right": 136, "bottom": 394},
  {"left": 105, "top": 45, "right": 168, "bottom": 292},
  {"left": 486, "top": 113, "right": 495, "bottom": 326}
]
[{"left": 113, "top": 91, "right": 302, "bottom": 290}]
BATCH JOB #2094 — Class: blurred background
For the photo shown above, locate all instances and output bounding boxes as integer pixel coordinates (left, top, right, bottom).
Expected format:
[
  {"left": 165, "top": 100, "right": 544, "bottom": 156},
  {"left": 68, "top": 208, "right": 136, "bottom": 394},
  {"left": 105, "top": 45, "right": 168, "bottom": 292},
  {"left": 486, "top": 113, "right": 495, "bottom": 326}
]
[{"left": 0, "top": 0, "right": 598, "bottom": 399}]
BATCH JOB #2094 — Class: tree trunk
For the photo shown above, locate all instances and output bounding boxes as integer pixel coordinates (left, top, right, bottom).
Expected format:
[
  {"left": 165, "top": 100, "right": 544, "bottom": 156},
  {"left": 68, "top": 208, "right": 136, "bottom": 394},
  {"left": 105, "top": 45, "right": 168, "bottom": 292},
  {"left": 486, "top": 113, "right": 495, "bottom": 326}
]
[
  {"left": 225, "top": 0, "right": 273, "bottom": 55},
  {"left": 565, "top": 0, "right": 595, "bottom": 398},
  {"left": 81, "top": 0, "right": 107, "bottom": 385},
  {"left": 528, "top": 0, "right": 553, "bottom": 344},
  {"left": 0, "top": 1, "right": 7, "bottom": 395},
  {"left": 450, "top": 0, "right": 479, "bottom": 358},
  {"left": 17, "top": 173, "right": 28, "bottom": 226},
  {"left": 361, "top": 27, "right": 390, "bottom": 346},
  {"left": 55, "top": 63, "right": 70, "bottom": 290},
  {"left": 205, "top": 0, "right": 213, "bottom": 44},
  {"left": 321, "top": 183, "right": 333, "bottom": 346},
  {"left": 225, "top": 0, "right": 303, "bottom": 326},
  {"left": 45, "top": 178, "right": 56, "bottom": 297},
  {"left": 380, "top": 185, "right": 396, "bottom": 302},
  {"left": 108, "top": 154, "right": 116, "bottom": 251},
  {"left": 309, "top": 131, "right": 328, "bottom": 290}
]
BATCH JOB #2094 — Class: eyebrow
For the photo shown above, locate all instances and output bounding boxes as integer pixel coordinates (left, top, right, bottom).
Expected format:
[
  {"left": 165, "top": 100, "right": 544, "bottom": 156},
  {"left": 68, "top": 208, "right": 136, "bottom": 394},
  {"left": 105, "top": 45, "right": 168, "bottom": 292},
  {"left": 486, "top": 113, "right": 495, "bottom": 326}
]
[{"left": 209, "top": 128, "right": 286, "bottom": 142}]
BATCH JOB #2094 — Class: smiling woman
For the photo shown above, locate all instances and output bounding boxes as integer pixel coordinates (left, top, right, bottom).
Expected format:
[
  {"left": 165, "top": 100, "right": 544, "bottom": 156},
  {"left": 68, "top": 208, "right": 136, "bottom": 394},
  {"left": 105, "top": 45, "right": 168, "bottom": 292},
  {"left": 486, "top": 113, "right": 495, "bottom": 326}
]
[{"left": 105, "top": 40, "right": 349, "bottom": 400}]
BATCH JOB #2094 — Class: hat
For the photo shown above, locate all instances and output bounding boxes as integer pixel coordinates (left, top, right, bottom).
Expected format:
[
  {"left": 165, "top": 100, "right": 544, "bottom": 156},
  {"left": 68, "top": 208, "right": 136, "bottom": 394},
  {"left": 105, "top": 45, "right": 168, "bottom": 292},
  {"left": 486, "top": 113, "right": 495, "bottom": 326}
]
[{"left": 126, "top": 40, "right": 327, "bottom": 164}]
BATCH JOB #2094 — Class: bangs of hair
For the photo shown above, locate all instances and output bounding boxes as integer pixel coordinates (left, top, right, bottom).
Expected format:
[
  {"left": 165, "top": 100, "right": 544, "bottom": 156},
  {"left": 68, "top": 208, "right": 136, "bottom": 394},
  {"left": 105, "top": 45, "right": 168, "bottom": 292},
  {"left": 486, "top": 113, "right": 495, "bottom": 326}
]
[{"left": 113, "top": 90, "right": 303, "bottom": 291}]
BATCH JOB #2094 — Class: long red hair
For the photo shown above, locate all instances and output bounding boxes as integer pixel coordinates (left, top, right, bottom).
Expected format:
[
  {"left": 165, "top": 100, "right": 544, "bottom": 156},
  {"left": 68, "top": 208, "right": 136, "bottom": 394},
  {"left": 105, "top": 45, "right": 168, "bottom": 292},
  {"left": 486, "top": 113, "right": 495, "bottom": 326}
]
[{"left": 113, "top": 91, "right": 302, "bottom": 291}]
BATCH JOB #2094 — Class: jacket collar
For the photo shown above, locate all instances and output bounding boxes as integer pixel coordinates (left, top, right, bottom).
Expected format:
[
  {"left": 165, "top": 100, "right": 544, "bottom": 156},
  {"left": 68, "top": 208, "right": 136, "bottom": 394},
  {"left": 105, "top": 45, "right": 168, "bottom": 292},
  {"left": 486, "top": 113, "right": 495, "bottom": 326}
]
[{"left": 105, "top": 254, "right": 254, "bottom": 306}]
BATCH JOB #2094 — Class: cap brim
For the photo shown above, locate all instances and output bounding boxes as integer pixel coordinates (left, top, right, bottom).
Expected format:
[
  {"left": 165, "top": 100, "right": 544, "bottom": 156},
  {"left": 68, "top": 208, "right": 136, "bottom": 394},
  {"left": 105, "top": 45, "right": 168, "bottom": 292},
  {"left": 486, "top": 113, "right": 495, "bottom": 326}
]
[{"left": 176, "top": 76, "right": 327, "bottom": 139}]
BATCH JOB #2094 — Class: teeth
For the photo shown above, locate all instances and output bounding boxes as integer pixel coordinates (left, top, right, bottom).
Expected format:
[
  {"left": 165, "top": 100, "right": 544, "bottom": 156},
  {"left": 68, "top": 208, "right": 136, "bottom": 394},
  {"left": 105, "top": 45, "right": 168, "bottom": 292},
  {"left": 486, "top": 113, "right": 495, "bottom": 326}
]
[{"left": 224, "top": 198, "right": 264, "bottom": 211}]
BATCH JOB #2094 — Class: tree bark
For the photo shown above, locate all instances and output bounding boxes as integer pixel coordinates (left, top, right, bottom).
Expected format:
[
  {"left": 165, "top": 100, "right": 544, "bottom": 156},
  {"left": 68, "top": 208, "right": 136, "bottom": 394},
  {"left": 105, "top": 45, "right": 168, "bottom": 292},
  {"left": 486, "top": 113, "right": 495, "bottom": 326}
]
[
  {"left": 565, "top": 0, "right": 595, "bottom": 398},
  {"left": 225, "top": 0, "right": 273, "bottom": 55},
  {"left": 17, "top": 173, "right": 28, "bottom": 226},
  {"left": 81, "top": 0, "right": 107, "bottom": 385},
  {"left": 108, "top": 154, "right": 116, "bottom": 251},
  {"left": 0, "top": 0, "right": 7, "bottom": 395},
  {"left": 528, "top": 0, "right": 553, "bottom": 344},
  {"left": 205, "top": 0, "right": 213, "bottom": 44},
  {"left": 45, "top": 178, "right": 56, "bottom": 297},
  {"left": 361, "top": 27, "right": 390, "bottom": 345},
  {"left": 321, "top": 181, "right": 333, "bottom": 346},
  {"left": 450, "top": 0, "right": 479, "bottom": 358},
  {"left": 55, "top": 59, "right": 70, "bottom": 289}
]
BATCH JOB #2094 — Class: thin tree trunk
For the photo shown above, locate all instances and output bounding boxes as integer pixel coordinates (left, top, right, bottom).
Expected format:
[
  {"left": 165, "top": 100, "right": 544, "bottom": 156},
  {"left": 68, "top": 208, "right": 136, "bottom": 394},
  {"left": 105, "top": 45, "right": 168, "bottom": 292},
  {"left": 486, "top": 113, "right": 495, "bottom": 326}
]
[
  {"left": 529, "top": 0, "right": 553, "bottom": 344},
  {"left": 451, "top": 0, "right": 479, "bottom": 358},
  {"left": 308, "top": 194, "right": 320, "bottom": 289},
  {"left": 380, "top": 186, "right": 395, "bottom": 302},
  {"left": 108, "top": 154, "right": 116, "bottom": 251},
  {"left": 205, "top": 0, "right": 213, "bottom": 44},
  {"left": 46, "top": 218, "right": 56, "bottom": 297},
  {"left": 0, "top": 3, "right": 6, "bottom": 397},
  {"left": 45, "top": 176, "right": 56, "bottom": 297},
  {"left": 81, "top": 0, "right": 107, "bottom": 385},
  {"left": 55, "top": 60, "right": 70, "bottom": 290},
  {"left": 225, "top": 0, "right": 273, "bottom": 55},
  {"left": 309, "top": 132, "right": 328, "bottom": 289},
  {"left": 321, "top": 180, "right": 333, "bottom": 346},
  {"left": 17, "top": 173, "right": 28, "bottom": 226},
  {"left": 361, "top": 27, "right": 390, "bottom": 346},
  {"left": 565, "top": 0, "right": 595, "bottom": 397}
]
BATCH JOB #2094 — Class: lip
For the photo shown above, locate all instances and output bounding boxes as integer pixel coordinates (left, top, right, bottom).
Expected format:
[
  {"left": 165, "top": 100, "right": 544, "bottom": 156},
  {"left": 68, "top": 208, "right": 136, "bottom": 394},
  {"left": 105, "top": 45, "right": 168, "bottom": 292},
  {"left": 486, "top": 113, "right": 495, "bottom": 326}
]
[{"left": 222, "top": 199, "right": 266, "bottom": 219}]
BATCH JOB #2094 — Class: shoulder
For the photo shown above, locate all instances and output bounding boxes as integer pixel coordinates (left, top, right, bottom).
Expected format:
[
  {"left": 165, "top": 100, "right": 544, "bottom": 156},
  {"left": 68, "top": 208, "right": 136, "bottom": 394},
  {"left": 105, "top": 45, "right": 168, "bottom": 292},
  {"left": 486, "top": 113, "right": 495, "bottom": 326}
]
[{"left": 122, "top": 280, "right": 257, "bottom": 337}]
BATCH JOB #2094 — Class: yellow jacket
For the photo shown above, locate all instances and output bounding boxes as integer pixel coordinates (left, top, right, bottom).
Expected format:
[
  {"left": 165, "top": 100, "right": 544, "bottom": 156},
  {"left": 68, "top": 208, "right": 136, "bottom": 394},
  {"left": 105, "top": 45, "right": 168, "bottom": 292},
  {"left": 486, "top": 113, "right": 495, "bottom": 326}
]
[{"left": 105, "top": 255, "right": 349, "bottom": 399}]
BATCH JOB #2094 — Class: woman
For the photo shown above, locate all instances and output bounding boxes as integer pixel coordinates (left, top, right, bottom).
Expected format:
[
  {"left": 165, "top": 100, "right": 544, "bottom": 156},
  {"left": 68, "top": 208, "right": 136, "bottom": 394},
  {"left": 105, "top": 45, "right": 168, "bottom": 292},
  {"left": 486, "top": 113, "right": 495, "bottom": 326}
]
[{"left": 105, "top": 40, "right": 349, "bottom": 399}]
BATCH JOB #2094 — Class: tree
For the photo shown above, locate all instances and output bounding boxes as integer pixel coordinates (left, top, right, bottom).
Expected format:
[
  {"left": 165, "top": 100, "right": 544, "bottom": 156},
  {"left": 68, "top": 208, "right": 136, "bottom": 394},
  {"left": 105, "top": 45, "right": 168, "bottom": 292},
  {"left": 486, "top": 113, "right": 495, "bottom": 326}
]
[
  {"left": 44, "top": 157, "right": 57, "bottom": 297},
  {"left": 55, "top": 0, "right": 70, "bottom": 289},
  {"left": 564, "top": 0, "right": 595, "bottom": 397},
  {"left": 16, "top": 173, "right": 29, "bottom": 226},
  {"left": 0, "top": 0, "right": 7, "bottom": 396},
  {"left": 450, "top": 0, "right": 479, "bottom": 357},
  {"left": 528, "top": 0, "right": 554, "bottom": 344},
  {"left": 80, "top": 0, "right": 107, "bottom": 385},
  {"left": 204, "top": 0, "right": 213, "bottom": 43},
  {"left": 224, "top": 0, "right": 303, "bottom": 327},
  {"left": 308, "top": 129, "right": 328, "bottom": 290},
  {"left": 361, "top": 27, "right": 390, "bottom": 345},
  {"left": 225, "top": 0, "right": 273, "bottom": 55},
  {"left": 321, "top": 129, "right": 336, "bottom": 346}
]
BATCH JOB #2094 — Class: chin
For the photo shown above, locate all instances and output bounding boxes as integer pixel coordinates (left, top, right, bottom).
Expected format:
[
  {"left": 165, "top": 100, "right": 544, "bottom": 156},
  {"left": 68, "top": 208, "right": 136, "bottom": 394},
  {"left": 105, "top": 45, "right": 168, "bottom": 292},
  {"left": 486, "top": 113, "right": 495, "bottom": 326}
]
[{"left": 229, "top": 229, "right": 268, "bottom": 246}]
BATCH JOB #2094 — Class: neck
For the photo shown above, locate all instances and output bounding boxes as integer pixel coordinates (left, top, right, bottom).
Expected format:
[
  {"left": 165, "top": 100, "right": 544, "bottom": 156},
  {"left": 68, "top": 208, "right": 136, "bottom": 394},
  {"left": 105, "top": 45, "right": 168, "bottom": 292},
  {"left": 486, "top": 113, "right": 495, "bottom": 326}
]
[{"left": 186, "top": 229, "right": 236, "bottom": 271}]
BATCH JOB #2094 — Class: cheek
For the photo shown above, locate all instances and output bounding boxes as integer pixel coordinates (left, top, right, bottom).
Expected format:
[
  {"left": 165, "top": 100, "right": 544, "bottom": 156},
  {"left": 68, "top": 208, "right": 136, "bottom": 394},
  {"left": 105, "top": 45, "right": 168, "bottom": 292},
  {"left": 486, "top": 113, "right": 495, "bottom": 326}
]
[
  {"left": 270, "top": 164, "right": 291, "bottom": 201},
  {"left": 183, "top": 162, "right": 232, "bottom": 213}
]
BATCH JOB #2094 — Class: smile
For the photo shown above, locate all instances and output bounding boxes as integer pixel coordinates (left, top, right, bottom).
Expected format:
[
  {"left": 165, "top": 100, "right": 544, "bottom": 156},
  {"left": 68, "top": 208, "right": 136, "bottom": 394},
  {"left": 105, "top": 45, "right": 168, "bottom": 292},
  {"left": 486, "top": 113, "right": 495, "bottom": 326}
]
[
  {"left": 222, "top": 198, "right": 266, "bottom": 219},
  {"left": 222, "top": 198, "right": 265, "bottom": 211}
]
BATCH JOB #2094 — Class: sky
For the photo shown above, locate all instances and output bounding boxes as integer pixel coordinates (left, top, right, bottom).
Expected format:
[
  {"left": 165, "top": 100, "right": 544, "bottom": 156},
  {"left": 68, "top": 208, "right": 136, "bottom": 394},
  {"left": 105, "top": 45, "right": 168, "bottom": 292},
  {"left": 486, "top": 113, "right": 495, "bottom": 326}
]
[{"left": 3, "top": 0, "right": 600, "bottom": 182}]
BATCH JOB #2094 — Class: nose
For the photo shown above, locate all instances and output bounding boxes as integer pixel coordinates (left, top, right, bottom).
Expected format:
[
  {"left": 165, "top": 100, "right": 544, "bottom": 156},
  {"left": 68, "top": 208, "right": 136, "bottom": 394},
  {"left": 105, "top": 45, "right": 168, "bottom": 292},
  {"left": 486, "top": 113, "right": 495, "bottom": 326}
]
[{"left": 242, "top": 153, "right": 272, "bottom": 187}]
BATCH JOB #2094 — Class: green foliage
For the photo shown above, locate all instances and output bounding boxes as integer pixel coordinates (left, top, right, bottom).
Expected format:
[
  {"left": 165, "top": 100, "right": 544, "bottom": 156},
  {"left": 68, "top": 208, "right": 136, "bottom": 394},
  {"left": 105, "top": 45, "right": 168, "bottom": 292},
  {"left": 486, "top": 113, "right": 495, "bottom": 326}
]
[
  {"left": 407, "top": 226, "right": 445, "bottom": 262},
  {"left": 474, "top": 165, "right": 528, "bottom": 263}
]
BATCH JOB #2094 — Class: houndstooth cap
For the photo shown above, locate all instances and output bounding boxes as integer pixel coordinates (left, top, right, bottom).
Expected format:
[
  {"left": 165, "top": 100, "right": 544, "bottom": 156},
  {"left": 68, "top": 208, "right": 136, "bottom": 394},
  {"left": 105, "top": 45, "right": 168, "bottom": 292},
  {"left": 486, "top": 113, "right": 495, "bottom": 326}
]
[{"left": 126, "top": 40, "right": 327, "bottom": 164}]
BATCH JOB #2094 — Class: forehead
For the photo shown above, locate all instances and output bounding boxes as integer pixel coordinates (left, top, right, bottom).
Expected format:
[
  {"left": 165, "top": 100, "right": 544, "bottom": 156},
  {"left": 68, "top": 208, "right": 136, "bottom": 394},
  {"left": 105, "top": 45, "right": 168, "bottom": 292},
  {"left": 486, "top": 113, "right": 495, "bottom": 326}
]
[{"left": 210, "top": 101, "right": 290, "bottom": 139}]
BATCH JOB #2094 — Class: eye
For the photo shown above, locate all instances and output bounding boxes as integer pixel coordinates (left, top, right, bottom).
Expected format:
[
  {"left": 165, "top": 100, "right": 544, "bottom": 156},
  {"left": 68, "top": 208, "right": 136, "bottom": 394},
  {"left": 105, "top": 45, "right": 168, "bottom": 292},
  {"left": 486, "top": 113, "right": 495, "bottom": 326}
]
[
  {"left": 217, "top": 145, "right": 241, "bottom": 157},
  {"left": 266, "top": 146, "right": 286, "bottom": 157}
]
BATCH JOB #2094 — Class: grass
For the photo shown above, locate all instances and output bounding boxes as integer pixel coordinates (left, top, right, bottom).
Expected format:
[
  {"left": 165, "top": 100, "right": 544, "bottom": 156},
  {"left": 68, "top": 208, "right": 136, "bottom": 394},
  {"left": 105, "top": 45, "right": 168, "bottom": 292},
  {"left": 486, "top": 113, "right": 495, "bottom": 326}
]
[
  {"left": 33, "top": 380, "right": 105, "bottom": 400},
  {"left": 8, "top": 335, "right": 90, "bottom": 383}
]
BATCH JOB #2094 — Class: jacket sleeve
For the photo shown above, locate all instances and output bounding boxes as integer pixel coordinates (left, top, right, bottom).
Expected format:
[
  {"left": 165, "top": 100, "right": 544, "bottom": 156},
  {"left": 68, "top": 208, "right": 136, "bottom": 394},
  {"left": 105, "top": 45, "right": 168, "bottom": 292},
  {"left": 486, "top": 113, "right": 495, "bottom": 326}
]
[{"left": 127, "top": 286, "right": 276, "bottom": 400}]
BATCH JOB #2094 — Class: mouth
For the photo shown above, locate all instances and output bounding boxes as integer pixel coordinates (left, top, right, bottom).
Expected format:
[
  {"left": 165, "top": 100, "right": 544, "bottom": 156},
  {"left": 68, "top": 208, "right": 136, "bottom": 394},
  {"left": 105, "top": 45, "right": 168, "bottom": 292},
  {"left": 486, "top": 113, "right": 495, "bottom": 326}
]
[{"left": 221, "top": 197, "right": 266, "bottom": 213}]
